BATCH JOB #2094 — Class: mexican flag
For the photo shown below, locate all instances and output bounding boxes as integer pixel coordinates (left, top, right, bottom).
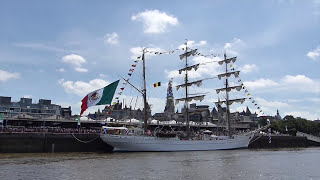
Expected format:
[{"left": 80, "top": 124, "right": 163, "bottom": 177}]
[{"left": 80, "top": 80, "right": 120, "bottom": 115}]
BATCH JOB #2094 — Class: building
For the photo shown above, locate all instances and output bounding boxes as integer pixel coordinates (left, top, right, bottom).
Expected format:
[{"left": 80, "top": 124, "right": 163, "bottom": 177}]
[
  {"left": 61, "top": 106, "right": 72, "bottom": 119},
  {"left": 176, "top": 103, "right": 213, "bottom": 123},
  {"left": 0, "top": 96, "right": 71, "bottom": 119},
  {"left": 275, "top": 109, "right": 282, "bottom": 120},
  {"left": 153, "top": 79, "right": 178, "bottom": 121},
  {"left": 212, "top": 105, "right": 255, "bottom": 127},
  {"left": 163, "top": 78, "right": 175, "bottom": 118},
  {"left": 89, "top": 100, "right": 152, "bottom": 121},
  {"left": 259, "top": 109, "right": 282, "bottom": 122}
]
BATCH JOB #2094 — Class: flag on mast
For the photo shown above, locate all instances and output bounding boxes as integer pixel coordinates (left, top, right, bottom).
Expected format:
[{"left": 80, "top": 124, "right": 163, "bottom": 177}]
[
  {"left": 80, "top": 80, "right": 120, "bottom": 115},
  {"left": 153, "top": 82, "right": 161, "bottom": 87}
]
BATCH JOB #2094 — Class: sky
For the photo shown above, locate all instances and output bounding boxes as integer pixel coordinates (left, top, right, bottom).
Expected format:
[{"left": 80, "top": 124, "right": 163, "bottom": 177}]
[{"left": 0, "top": 0, "right": 319, "bottom": 120}]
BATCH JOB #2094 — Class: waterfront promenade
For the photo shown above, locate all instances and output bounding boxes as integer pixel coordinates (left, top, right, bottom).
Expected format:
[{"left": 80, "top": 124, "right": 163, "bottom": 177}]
[{"left": 0, "top": 127, "right": 100, "bottom": 134}]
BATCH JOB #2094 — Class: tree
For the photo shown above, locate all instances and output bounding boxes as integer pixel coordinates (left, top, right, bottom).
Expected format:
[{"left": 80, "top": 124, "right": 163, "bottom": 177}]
[
  {"left": 271, "top": 115, "right": 320, "bottom": 136},
  {"left": 258, "top": 118, "right": 268, "bottom": 126}
]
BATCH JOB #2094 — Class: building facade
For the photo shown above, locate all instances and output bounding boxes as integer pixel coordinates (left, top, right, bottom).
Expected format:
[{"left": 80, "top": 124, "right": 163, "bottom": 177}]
[
  {"left": 0, "top": 96, "right": 71, "bottom": 119},
  {"left": 89, "top": 101, "right": 152, "bottom": 121}
]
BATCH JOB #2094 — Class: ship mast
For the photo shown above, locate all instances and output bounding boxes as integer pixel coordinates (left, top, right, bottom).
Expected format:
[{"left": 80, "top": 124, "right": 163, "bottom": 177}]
[
  {"left": 142, "top": 48, "right": 148, "bottom": 133},
  {"left": 224, "top": 53, "right": 232, "bottom": 137},
  {"left": 184, "top": 42, "right": 190, "bottom": 138},
  {"left": 121, "top": 48, "right": 149, "bottom": 133},
  {"left": 214, "top": 54, "right": 246, "bottom": 138},
  {"left": 175, "top": 42, "right": 205, "bottom": 138}
]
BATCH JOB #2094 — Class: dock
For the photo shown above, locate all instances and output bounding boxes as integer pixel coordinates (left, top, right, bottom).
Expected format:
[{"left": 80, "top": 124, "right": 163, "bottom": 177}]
[
  {"left": 1, "top": 132, "right": 319, "bottom": 153},
  {"left": 0, "top": 132, "right": 113, "bottom": 153}
]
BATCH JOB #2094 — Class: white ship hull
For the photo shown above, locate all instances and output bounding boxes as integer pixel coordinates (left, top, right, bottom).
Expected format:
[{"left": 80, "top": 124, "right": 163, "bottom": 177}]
[{"left": 100, "top": 133, "right": 254, "bottom": 152}]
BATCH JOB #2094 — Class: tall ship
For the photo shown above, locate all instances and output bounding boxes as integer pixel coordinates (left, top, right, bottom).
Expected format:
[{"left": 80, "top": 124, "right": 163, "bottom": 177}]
[{"left": 100, "top": 42, "right": 256, "bottom": 152}]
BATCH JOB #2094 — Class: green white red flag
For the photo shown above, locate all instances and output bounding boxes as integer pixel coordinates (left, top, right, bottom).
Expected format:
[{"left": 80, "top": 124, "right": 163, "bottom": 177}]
[{"left": 80, "top": 80, "right": 120, "bottom": 115}]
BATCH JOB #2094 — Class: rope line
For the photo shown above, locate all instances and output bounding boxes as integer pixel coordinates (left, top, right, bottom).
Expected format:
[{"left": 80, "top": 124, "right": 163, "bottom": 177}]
[{"left": 71, "top": 133, "right": 100, "bottom": 143}]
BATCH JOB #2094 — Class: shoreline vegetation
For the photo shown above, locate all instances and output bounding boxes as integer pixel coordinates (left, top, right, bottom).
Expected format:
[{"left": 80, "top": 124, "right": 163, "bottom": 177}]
[{"left": 259, "top": 115, "right": 320, "bottom": 137}]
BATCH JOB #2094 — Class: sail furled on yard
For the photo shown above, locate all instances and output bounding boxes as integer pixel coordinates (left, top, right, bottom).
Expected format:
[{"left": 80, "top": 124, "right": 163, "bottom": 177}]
[
  {"left": 216, "top": 85, "right": 242, "bottom": 94},
  {"left": 176, "top": 80, "right": 203, "bottom": 90},
  {"left": 218, "top": 57, "right": 237, "bottom": 65},
  {"left": 175, "top": 95, "right": 205, "bottom": 105},
  {"left": 179, "top": 49, "right": 198, "bottom": 60},
  {"left": 178, "top": 64, "right": 200, "bottom": 74},
  {"left": 214, "top": 98, "right": 246, "bottom": 106},
  {"left": 217, "top": 71, "right": 240, "bottom": 80}
]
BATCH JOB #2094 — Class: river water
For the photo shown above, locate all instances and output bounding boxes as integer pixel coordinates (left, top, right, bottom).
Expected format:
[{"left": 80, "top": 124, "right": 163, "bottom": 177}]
[{"left": 0, "top": 148, "right": 319, "bottom": 180}]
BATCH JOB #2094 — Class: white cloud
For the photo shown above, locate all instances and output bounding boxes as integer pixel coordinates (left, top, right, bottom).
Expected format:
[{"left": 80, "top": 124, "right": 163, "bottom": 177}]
[
  {"left": 0, "top": 70, "right": 20, "bottom": 82},
  {"left": 61, "top": 54, "right": 86, "bottom": 67},
  {"left": 131, "top": 10, "right": 178, "bottom": 33},
  {"left": 23, "top": 95, "right": 32, "bottom": 98},
  {"left": 148, "top": 97, "right": 166, "bottom": 114},
  {"left": 104, "top": 32, "right": 119, "bottom": 45},
  {"left": 165, "top": 69, "right": 182, "bottom": 79},
  {"left": 287, "top": 99, "right": 304, "bottom": 103},
  {"left": 284, "top": 111, "right": 319, "bottom": 120},
  {"left": 58, "top": 78, "right": 65, "bottom": 84},
  {"left": 57, "top": 68, "right": 65, "bottom": 72},
  {"left": 224, "top": 38, "right": 246, "bottom": 56},
  {"left": 255, "top": 97, "right": 289, "bottom": 108},
  {"left": 280, "top": 75, "right": 320, "bottom": 93},
  {"left": 178, "top": 40, "right": 207, "bottom": 49},
  {"left": 308, "top": 98, "right": 320, "bottom": 103},
  {"left": 130, "top": 46, "right": 165, "bottom": 60},
  {"left": 75, "top": 67, "right": 88, "bottom": 72},
  {"left": 307, "top": 46, "right": 320, "bottom": 60},
  {"left": 244, "top": 78, "right": 279, "bottom": 90},
  {"left": 282, "top": 74, "right": 313, "bottom": 84},
  {"left": 246, "top": 97, "right": 290, "bottom": 116},
  {"left": 313, "top": 0, "right": 320, "bottom": 15},
  {"left": 61, "top": 54, "right": 88, "bottom": 73},
  {"left": 99, "top": 73, "right": 107, "bottom": 77},
  {"left": 240, "top": 64, "right": 257, "bottom": 74},
  {"left": 198, "top": 41, "right": 207, "bottom": 46},
  {"left": 244, "top": 75, "right": 320, "bottom": 93},
  {"left": 13, "top": 42, "right": 65, "bottom": 53},
  {"left": 58, "top": 78, "right": 110, "bottom": 96}
]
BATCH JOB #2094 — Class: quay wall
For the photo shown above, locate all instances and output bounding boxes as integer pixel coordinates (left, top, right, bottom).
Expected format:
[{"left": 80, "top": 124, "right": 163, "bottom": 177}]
[
  {"left": 1, "top": 134, "right": 317, "bottom": 153},
  {"left": 249, "top": 136, "right": 308, "bottom": 149},
  {"left": 0, "top": 133, "right": 113, "bottom": 153}
]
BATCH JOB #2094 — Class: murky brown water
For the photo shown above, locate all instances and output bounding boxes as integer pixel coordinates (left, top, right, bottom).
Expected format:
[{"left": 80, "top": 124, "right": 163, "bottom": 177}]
[{"left": 0, "top": 148, "right": 319, "bottom": 180}]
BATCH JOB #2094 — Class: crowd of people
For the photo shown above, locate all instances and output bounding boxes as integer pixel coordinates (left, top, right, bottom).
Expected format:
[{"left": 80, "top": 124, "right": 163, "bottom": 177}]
[{"left": 0, "top": 126, "right": 101, "bottom": 134}]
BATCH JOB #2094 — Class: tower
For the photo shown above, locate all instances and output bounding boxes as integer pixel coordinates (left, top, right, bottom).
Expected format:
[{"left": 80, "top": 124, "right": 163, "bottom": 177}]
[
  {"left": 245, "top": 106, "right": 251, "bottom": 116},
  {"left": 164, "top": 78, "right": 175, "bottom": 113},
  {"left": 275, "top": 109, "right": 282, "bottom": 120}
]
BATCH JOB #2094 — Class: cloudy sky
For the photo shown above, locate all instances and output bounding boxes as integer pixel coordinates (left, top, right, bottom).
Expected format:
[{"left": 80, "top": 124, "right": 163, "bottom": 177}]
[{"left": 0, "top": 0, "right": 319, "bottom": 120}]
